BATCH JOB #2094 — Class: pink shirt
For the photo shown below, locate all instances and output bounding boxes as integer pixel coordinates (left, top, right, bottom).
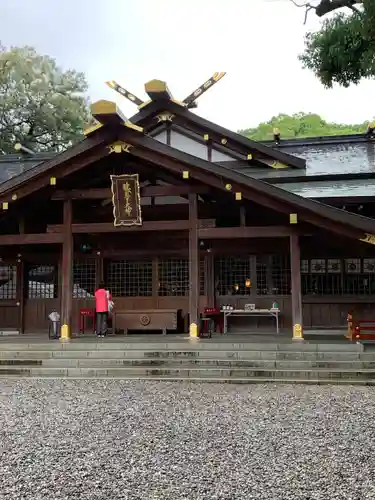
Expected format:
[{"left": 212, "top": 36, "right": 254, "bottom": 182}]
[{"left": 95, "top": 288, "right": 111, "bottom": 312}]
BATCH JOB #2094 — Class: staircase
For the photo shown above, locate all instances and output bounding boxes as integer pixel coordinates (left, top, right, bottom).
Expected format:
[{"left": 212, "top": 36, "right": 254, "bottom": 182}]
[{"left": 0, "top": 339, "right": 374, "bottom": 384}]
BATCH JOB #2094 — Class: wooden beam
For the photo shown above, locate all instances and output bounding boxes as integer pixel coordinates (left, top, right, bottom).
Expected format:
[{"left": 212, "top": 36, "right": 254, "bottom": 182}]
[
  {"left": 144, "top": 79, "right": 173, "bottom": 101},
  {"left": 189, "top": 193, "right": 199, "bottom": 333},
  {"left": 198, "top": 226, "right": 303, "bottom": 239},
  {"left": 90, "top": 100, "right": 128, "bottom": 126},
  {"left": 61, "top": 199, "right": 73, "bottom": 338},
  {"left": 47, "top": 220, "right": 190, "bottom": 234},
  {"left": 290, "top": 234, "right": 303, "bottom": 340},
  {"left": 51, "top": 185, "right": 210, "bottom": 200},
  {"left": 0, "top": 233, "right": 64, "bottom": 245}
]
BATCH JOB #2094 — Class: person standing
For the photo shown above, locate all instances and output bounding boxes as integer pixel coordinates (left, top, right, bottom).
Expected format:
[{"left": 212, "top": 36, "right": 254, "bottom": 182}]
[{"left": 95, "top": 282, "right": 110, "bottom": 337}]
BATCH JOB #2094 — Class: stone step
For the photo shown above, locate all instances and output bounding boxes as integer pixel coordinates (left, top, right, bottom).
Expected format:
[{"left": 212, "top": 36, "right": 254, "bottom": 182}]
[
  {"left": 3, "top": 358, "right": 375, "bottom": 369},
  {"left": 1, "top": 365, "right": 375, "bottom": 381},
  {"left": 0, "top": 341, "right": 362, "bottom": 352},
  {"left": 0, "top": 349, "right": 370, "bottom": 361},
  {"left": 0, "top": 374, "right": 374, "bottom": 385}
]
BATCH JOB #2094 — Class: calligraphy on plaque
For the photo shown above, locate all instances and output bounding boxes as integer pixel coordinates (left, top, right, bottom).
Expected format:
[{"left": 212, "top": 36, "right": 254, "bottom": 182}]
[{"left": 110, "top": 174, "right": 142, "bottom": 226}]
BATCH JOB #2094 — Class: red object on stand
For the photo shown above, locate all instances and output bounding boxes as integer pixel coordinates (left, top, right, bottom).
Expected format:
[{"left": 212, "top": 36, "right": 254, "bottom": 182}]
[
  {"left": 79, "top": 308, "right": 96, "bottom": 334},
  {"left": 201, "top": 307, "right": 223, "bottom": 334}
]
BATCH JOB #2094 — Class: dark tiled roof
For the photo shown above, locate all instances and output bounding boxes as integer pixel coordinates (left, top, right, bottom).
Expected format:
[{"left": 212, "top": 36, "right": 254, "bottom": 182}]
[
  {"left": 0, "top": 153, "right": 52, "bottom": 183},
  {"left": 279, "top": 143, "right": 375, "bottom": 176},
  {"left": 1, "top": 136, "right": 375, "bottom": 200}
]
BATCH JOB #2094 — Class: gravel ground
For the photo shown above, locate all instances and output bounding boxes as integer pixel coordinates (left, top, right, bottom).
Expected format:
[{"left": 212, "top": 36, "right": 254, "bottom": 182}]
[{"left": 0, "top": 381, "right": 375, "bottom": 500}]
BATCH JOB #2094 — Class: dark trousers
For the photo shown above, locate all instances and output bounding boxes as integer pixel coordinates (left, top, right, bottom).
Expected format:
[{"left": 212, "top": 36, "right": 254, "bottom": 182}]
[
  {"left": 366, "top": 128, "right": 374, "bottom": 138},
  {"left": 96, "top": 312, "right": 108, "bottom": 336},
  {"left": 273, "top": 134, "right": 281, "bottom": 144}
]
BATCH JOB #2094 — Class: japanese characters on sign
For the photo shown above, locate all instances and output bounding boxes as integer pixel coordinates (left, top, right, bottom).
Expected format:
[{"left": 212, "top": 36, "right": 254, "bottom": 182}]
[{"left": 110, "top": 174, "right": 142, "bottom": 226}]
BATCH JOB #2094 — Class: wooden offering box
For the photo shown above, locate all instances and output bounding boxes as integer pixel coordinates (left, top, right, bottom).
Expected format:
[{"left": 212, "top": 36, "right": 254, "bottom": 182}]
[{"left": 113, "top": 309, "right": 178, "bottom": 335}]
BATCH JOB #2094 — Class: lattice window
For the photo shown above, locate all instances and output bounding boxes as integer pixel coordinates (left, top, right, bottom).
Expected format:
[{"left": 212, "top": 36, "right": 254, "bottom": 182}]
[
  {"left": 302, "top": 258, "right": 342, "bottom": 295},
  {"left": 300, "top": 260, "right": 309, "bottom": 274},
  {"left": 28, "top": 265, "right": 58, "bottom": 299},
  {"left": 256, "top": 256, "right": 269, "bottom": 295},
  {"left": 311, "top": 259, "right": 326, "bottom": 273},
  {"left": 158, "top": 259, "right": 189, "bottom": 296},
  {"left": 107, "top": 260, "right": 153, "bottom": 297},
  {"left": 271, "top": 255, "right": 291, "bottom": 295},
  {"left": 361, "top": 259, "right": 375, "bottom": 294},
  {"left": 214, "top": 256, "right": 251, "bottom": 296},
  {"left": 0, "top": 265, "right": 16, "bottom": 300},
  {"left": 327, "top": 259, "right": 341, "bottom": 273},
  {"left": 364, "top": 259, "right": 375, "bottom": 274},
  {"left": 73, "top": 261, "right": 96, "bottom": 298},
  {"left": 200, "top": 259, "right": 205, "bottom": 295},
  {"left": 345, "top": 258, "right": 361, "bottom": 274}
]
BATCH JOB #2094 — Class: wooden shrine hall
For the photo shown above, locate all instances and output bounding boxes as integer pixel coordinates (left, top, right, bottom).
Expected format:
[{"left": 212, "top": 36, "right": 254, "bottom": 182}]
[{"left": 1, "top": 75, "right": 375, "bottom": 339}]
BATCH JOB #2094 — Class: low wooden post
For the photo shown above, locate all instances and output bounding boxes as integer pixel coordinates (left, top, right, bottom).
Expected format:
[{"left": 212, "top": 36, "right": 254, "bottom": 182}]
[
  {"left": 290, "top": 234, "right": 303, "bottom": 340},
  {"left": 60, "top": 199, "right": 73, "bottom": 340},
  {"left": 189, "top": 193, "right": 199, "bottom": 337}
]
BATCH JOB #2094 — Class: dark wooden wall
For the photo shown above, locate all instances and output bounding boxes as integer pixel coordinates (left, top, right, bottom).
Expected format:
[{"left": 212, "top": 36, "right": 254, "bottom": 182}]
[{"left": 1, "top": 229, "right": 375, "bottom": 333}]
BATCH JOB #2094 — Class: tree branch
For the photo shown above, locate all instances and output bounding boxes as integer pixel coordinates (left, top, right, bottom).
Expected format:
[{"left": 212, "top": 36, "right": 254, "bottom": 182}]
[
  {"left": 315, "top": 0, "right": 362, "bottom": 17},
  {"left": 289, "top": 0, "right": 363, "bottom": 21}
]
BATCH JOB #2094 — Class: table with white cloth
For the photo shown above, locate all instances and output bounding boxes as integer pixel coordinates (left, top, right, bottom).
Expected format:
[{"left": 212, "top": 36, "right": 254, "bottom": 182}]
[{"left": 222, "top": 308, "right": 280, "bottom": 334}]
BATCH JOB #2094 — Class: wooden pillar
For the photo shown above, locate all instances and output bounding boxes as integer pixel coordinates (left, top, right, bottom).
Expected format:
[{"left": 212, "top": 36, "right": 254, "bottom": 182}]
[
  {"left": 189, "top": 193, "right": 199, "bottom": 337},
  {"left": 16, "top": 259, "right": 25, "bottom": 334},
  {"left": 240, "top": 206, "right": 246, "bottom": 227},
  {"left": 95, "top": 256, "right": 104, "bottom": 288},
  {"left": 17, "top": 217, "right": 25, "bottom": 334},
  {"left": 250, "top": 255, "right": 257, "bottom": 296},
  {"left": 290, "top": 234, "right": 303, "bottom": 340},
  {"left": 60, "top": 199, "right": 73, "bottom": 340}
]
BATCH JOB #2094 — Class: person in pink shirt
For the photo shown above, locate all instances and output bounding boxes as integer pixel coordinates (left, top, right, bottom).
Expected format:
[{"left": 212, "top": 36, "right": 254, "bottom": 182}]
[{"left": 95, "top": 282, "right": 112, "bottom": 337}]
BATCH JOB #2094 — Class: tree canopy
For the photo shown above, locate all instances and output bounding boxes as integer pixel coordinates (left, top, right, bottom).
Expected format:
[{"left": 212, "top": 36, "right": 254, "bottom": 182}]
[
  {"left": 239, "top": 112, "right": 365, "bottom": 140},
  {"left": 295, "top": 0, "right": 375, "bottom": 87},
  {"left": 0, "top": 45, "right": 90, "bottom": 154}
]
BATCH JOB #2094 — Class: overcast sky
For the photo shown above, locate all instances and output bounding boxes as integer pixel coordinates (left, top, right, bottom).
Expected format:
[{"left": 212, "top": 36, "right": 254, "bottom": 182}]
[{"left": 1, "top": 0, "right": 373, "bottom": 131}]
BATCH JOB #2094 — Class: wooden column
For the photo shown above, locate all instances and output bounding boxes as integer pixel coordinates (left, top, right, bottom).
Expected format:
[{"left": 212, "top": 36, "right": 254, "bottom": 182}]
[
  {"left": 17, "top": 217, "right": 25, "bottom": 334},
  {"left": 250, "top": 255, "right": 257, "bottom": 296},
  {"left": 60, "top": 199, "right": 73, "bottom": 339},
  {"left": 290, "top": 234, "right": 303, "bottom": 340},
  {"left": 95, "top": 256, "right": 104, "bottom": 288},
  {"left": 16, "top": 259, "right": 25, "bottom": 334},
  {"left": 189, "top": 193, "right": 199, "bottom": 336}
]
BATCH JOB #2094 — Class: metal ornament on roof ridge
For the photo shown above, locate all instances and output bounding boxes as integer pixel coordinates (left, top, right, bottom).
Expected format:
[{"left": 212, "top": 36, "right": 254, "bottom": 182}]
[
  {"left": 360, "top": 233, "right": 375, "bottom": 245},
  {"left": 156, "top": 113, "right": 174, "bottom": 123},
  {"left": 108, "top": 141, "right": 133, "bottom": 154}
]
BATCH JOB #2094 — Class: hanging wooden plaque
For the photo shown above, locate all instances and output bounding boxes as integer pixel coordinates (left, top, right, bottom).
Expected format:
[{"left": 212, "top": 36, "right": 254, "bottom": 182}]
[{"left": 110, "top": 174, "right": 142, "bottom": 226}]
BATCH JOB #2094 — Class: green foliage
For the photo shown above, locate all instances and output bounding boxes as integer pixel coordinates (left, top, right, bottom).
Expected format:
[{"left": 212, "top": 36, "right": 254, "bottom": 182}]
[
  {"left": 239, "top": 112, "right": 365, "bottom": 140},
  {"left": 299, "top": 1, "right": 375, "bottom": 87},
  {"left": 0, "top": 45, "right": 90, "bottom": 154}
]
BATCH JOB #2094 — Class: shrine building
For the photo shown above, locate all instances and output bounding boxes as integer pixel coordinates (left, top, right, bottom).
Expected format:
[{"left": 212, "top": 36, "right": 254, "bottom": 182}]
[{"left": 1, "top": 74, "right": 375, "bottom": 339}]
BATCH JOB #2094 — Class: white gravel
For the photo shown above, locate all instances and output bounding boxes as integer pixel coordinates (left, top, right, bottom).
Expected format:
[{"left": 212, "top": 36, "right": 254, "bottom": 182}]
[{"left": 0, "top": 381, "right": 375, "bottom": 500}]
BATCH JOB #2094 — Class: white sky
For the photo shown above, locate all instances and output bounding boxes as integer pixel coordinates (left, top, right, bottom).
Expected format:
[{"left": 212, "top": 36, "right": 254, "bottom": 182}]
[{"left": 1, "top": 0, "right": 373, "bottom": 131}]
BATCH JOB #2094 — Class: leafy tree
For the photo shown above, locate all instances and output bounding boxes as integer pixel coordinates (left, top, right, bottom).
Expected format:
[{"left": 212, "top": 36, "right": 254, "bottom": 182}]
[
  {"left": 239, "top": 112, "right": 365, "bottom": 140},
  {"left": 0, "top": 44, "right": 90, "bottom": 154},
  {"left": 293, "top": 0, "right": 375, "bottom": 87}
]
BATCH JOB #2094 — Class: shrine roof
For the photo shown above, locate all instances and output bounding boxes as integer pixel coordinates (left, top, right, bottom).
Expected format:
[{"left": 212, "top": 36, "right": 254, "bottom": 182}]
[{"left": 1, "top": 110, "right": 375, "bottom": 243}]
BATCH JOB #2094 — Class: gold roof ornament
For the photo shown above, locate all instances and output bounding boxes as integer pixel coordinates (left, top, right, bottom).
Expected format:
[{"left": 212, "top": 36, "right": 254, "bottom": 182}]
[{"left": 105, "top": 72, "right": 226, "bottom": 110}]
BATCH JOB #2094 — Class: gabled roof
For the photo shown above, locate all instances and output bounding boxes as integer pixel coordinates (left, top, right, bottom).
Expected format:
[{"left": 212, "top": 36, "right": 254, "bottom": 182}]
[
  {"left": 129, "top": 99, "right": 306, "bottom": 169},
  {"left": 1, "top": 115, "right": 375, "bottom": 244}
]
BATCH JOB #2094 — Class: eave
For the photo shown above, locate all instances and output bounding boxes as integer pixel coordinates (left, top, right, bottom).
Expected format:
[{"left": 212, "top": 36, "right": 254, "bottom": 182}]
[{"left": 1, "top": 115, "right": 375, "bottom": 244}]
